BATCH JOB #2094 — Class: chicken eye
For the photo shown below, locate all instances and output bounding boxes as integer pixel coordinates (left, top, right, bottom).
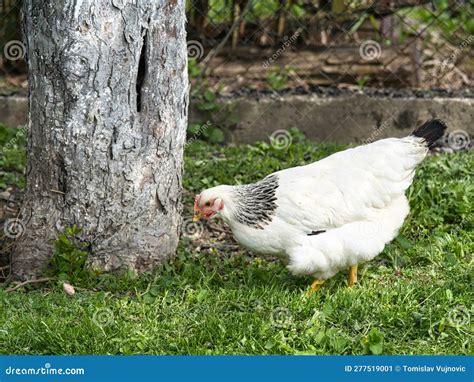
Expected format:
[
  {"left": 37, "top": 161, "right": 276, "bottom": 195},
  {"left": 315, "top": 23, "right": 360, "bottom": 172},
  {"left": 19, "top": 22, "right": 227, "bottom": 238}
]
[{"left": 204, "top": 201, "right": 211, "bottom": 207}]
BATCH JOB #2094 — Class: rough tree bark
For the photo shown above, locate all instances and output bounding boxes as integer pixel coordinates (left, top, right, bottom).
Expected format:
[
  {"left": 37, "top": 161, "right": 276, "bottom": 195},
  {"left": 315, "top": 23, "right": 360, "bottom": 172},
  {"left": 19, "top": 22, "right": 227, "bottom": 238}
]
[{"left": 12, "top": 0, "right": 188, "bottom": 279}]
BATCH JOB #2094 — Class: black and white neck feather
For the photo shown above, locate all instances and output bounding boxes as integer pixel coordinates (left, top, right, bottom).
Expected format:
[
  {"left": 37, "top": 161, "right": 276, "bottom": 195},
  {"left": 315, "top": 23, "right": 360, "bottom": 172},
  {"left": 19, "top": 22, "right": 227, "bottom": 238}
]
[{"left": 232, "top": 174, "right": 279, "bottom": 229}]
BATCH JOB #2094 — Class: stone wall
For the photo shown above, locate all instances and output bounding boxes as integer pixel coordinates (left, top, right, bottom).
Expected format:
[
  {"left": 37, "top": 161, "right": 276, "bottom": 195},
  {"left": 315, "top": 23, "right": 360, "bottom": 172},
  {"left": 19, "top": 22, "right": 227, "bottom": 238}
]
[{"left": 2, "top": 90, "right": 473, "bottom": 144}]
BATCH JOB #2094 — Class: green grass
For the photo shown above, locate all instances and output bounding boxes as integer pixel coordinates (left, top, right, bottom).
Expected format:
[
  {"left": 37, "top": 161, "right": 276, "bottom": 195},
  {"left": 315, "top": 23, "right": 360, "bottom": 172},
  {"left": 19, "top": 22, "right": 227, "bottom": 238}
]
[
  {"left": 0, "top": 124, "right": 26, "bottom": 189},
  {"left": 0, "top": 126, "right": 473, "bottom": 355}
]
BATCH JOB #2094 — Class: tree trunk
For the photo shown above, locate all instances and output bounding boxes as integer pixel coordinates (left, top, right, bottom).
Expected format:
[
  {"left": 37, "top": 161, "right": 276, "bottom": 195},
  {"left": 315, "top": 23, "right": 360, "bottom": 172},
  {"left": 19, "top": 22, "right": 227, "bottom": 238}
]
[{"left": 12, "top": 0, "right": 188, "bottom": 279}]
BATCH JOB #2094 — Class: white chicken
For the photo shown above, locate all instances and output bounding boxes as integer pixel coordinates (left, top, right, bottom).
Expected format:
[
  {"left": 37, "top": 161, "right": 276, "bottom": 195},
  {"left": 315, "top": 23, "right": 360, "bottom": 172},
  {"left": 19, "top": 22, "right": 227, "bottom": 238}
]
[{"left": 193, "top": 119, "right": 447, "bottom": 292}]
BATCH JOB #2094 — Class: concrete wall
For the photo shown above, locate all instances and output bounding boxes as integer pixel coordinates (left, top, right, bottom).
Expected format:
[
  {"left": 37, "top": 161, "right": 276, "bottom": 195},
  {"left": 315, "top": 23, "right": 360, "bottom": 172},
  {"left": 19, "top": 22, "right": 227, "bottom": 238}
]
[
  {"left": 0, "top": 96, "right": 27, "bottom": 128},
  {"left": 2, "top": 92, "right": 473, "bottom": 144},
  {"left": 191, "top": 93, "right": 473, "bottom": 144}
]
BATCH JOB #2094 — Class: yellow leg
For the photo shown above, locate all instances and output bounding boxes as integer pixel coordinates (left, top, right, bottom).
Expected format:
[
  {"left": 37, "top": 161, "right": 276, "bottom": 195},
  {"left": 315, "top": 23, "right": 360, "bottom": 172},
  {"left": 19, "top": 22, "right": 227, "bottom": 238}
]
[
  {"left": 348, "top": 265, "right": 358, "bottom": 287},
  {"left": 307, "top": 279, "right": 325, "bottom": 296}
]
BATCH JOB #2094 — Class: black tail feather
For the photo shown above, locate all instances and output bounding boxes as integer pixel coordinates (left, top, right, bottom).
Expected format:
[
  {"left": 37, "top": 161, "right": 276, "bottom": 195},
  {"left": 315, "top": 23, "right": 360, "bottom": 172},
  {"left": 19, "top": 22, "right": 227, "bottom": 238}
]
[{"left": 411, "top": 119, "right": 448, "bottom": 147}]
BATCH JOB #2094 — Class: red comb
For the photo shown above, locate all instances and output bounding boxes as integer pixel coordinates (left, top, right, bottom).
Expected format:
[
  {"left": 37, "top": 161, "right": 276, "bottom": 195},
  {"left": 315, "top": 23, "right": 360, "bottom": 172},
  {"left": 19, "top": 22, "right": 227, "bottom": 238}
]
[{"left": 194, "top": 195, "right": 200, "bottom": 210}]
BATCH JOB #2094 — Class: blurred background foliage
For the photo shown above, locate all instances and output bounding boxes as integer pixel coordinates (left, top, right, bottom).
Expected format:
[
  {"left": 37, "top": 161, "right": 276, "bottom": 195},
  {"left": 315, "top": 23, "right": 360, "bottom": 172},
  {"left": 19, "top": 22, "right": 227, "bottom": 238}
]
[{"left": 1, "top": 0, "right": 473, "bottom": 89}]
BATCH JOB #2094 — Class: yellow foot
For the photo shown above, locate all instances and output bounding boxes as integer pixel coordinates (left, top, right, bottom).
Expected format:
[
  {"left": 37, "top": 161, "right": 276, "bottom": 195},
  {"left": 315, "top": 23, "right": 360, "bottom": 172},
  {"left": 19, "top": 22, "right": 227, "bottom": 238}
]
[
  {"left": 348, "top": 265, "right": 358, "bottom": 287},
  {"left": 307, "top": 279, "right": 325, "bottom": 296}
]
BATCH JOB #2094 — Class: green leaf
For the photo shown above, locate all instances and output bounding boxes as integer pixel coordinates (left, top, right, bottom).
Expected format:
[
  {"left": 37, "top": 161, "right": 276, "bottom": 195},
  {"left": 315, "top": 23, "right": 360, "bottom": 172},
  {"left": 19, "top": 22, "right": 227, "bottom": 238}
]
[
  {"left": 142, "top": 293, "right": 157, "bottom": 304},
  {"left": 187, "top": 123, "right": 202, "bottom": 135},
  {"left": 207, "top": 128, "right": 225, "bottom": 144},
  {"left": 264, "top": 338, "right": 277, "bottom": 350},
  {"left": 322, "top": 303, "right": 334, "bottom": 318},
  {"left": 203, "top": 90, "right": 216, "bottom": 102},
  {"left": 313, "top": 330, "right": 326, "bottom": 344},
  {"left": 330, "top": 336, "right": 348, "bottom": 352},
  {"left": 369, "top": 341, "right": 383, "bottom": 355},
  {"left": 149, "top": 285, "right": 161, "bottom": 297},
  {"left": 197, "top": 102, "right": 219, "bottom": 111},
  {"left": 362, "top": 328, "right": 384, "bottom": 355},
  {"left": 395, "top": 235, "right": 413, "bottom": 250}
]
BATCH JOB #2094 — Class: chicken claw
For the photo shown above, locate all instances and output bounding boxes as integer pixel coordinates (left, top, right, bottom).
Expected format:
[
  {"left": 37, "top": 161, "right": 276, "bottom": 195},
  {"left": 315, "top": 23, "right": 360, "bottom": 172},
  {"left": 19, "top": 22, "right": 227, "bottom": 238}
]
[
  {"left": 307, "top": 279, "right": 325, "bottom": 296},
  {"left": 348, "top": 265, "right": 358, "bottom": 287}
]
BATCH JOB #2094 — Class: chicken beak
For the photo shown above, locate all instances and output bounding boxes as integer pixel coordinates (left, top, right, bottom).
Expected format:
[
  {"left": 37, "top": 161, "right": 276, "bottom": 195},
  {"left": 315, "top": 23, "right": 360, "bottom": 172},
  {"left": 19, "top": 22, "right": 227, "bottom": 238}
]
[
  {"left": 193, "top": 194, "right": 202, "bottom": 222},
  {"left": 193, "top": 210, "right": 202, "bottom": 222}
]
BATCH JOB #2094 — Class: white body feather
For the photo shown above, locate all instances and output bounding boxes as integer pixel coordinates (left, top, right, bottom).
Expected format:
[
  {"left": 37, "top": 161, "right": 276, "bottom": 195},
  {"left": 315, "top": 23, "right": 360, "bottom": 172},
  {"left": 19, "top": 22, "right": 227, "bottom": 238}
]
[{"left": 212, "top": 136, "right": 429, "bottom": 280}]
